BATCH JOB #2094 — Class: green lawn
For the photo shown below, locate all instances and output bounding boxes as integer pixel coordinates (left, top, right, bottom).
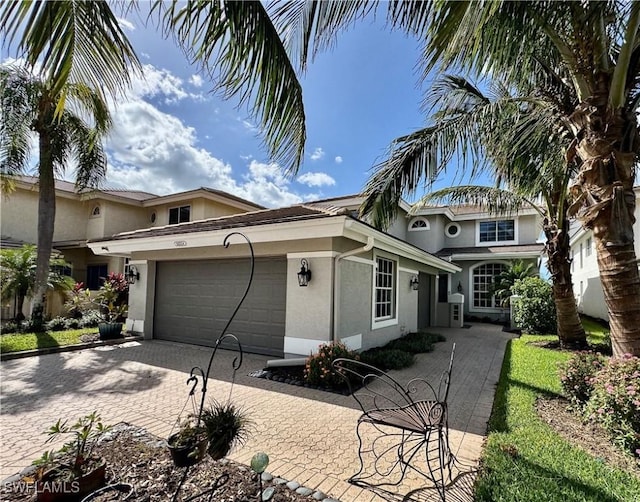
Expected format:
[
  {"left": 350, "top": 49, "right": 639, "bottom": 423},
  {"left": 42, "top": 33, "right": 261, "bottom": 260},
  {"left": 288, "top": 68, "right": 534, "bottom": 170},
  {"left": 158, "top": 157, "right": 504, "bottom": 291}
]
[
  {"left": 0, "top": 328, "right": 97, "bottom": 353},
  {"left": 475, "top": 334, "right": 639, "bottom": 502},
  {"left": 581, "top": 316, "right": 610, "bottom": 346}
]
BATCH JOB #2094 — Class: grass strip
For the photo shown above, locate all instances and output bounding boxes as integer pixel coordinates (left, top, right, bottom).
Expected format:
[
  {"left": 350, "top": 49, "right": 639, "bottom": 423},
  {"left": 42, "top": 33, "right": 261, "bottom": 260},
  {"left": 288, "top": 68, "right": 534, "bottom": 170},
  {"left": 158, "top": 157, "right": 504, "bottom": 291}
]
[{"left": 0, "top": 328, "right": 97, "bottom": 353}]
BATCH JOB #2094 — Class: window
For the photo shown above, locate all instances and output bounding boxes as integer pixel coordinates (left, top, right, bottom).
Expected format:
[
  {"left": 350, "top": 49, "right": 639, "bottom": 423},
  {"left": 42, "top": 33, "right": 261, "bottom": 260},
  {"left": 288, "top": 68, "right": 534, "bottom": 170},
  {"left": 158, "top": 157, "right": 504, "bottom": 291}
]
[
  {"left": 150, "top": 212, "right": 156, "bottom": 223},
  {"left": 445, "top": 222, "right": 460, "bottom": 238},
  {"left": 374, "top": 257, "right": 396, "bottom": 320},
  {"left": 91, "top": 205, "right": 101, "bottom": 217},
  {"left": 585, "top": 237, "right": 592, "bottom": 257},
  {"left": 169, "top": 205, "right": 190, "bottom": 224},
  {"left": 409, "top": 217, "right": 429, "bottom": 231},
  {"left": 479, "top": 219, "right": 515, "bottom": 243},
  {"left": 86, "top": 264, "right": 108, "bottom": 290},
  {"left": 580, "top": 243, "right": 584, "bottom": 268},
  {"left": 472, "top": 263, "right": 507, "bottom": 309}
]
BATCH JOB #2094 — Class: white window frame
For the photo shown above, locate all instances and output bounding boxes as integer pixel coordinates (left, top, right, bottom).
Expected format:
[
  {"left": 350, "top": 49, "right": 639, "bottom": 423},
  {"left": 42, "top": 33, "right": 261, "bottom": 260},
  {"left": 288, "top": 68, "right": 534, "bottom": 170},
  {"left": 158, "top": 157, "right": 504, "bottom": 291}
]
[
  {"left": 372, "top": 251, "right": 399, "bottom": 329},
  {"left": 408, "top": 217, "right": 430, "bottom": 231},
  {"left": 468, "top": 261, "right": 509, "bottom": 313},
  {"left": 475, "top": 219, "right": 518, "bottom": 246},
  {"left": 90, "top": 205, "right": 101, "bottom": 218},
  {"left": 585, "top": 237, "right": 592, "bottom": 257},
  {"left": 169, "top": 205, "right": 191, "bottom": 225},
  {"left": 445, "top": 222, "right": 461, "bottom": 239}
]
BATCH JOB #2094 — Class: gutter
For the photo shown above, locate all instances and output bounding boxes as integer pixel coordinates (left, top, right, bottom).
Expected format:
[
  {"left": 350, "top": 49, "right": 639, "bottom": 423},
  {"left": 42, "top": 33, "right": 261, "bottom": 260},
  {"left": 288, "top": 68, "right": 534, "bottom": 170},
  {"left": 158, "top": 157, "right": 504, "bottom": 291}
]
[{"left": 332, "top": 236, "right": 375, "bottom": 342}]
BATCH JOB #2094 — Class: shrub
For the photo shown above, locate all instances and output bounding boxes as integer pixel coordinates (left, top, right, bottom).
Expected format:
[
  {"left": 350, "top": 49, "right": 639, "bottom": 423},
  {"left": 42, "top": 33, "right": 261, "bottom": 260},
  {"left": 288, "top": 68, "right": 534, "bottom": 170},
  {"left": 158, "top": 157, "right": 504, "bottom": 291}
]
[
  {"left": 46, "top": 316, "right": 68, "bottom": 332},
  {"left": 2, "top": 321, "right": 19, "bottom": 334},
  {"left": 64, "top": 317, "right": 81, "bottom": 330},
  {"left": 79, "top": 309, "right": 103, "bottom": 328},
  {"left": 360, "top": 348, "right": 415, "bottom": 370},
  {"left": 585, "top": 354, "right": 640, "bottom": 456},
  {"left": 64, "top": 283, "right": 92, "bottom": 318},
  {"left": 558, "top": 351, "right": 606, "bottom": 409},
  {"left": 304, "top": 341, "right": 359, "bottom": 389},
  {"left": 511, "top": 277, "right": 556, "bottom": 334},
  {"left": 387, "top": 332, "right": 434, "bottom": 353}
]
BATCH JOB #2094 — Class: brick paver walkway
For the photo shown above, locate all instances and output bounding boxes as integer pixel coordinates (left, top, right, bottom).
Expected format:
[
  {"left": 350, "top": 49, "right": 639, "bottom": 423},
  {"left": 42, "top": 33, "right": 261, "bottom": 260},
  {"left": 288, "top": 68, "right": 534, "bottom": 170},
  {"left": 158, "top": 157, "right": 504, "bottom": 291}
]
[{"left": 0, "top": 323, "right": 512, "bottom": 501}]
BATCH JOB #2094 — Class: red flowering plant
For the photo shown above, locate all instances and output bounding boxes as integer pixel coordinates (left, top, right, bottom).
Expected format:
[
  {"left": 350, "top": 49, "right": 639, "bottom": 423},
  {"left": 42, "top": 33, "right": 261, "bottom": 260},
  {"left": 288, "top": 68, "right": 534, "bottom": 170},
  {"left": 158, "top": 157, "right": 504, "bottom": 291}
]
[
  {"left": 64, "top": 282, "right": 92, "bottom": 319},
  {"left": 95, "top": 273, "right": 129, "bottom": 323},
  {"left": 304, "top": 341, "right": 359, "bottom": 389}
]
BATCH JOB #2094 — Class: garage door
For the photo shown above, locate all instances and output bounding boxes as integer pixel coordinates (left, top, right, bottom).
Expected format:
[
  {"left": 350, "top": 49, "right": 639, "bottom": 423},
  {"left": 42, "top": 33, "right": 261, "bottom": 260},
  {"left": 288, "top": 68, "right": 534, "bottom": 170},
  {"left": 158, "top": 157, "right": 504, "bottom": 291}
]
[{"left": 154, "top": 258, "right": 286, "bottom": 356}]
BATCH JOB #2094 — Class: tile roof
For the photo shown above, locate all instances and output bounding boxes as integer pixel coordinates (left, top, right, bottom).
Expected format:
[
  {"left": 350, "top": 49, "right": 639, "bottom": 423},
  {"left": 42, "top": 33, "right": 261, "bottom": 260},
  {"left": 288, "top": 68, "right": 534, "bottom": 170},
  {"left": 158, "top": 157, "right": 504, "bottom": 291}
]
[
  {"left": 92, "top": 205, "right": 341, "bottom": 242},
  {"left": 436, "top": 244, "right": 544, "bottom": 257}
]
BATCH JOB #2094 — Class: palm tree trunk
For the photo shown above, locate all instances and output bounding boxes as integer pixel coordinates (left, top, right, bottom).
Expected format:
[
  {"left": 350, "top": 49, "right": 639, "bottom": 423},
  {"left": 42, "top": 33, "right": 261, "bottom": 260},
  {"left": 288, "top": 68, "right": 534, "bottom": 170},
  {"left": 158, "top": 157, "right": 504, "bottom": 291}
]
[
  {"left": 32, "top": 128, "right": 56, "bottom": 331},
  {"left": 544, "top": 218, "right": 586, "bottom": 347},
  {"left": 571, "top": 100, "right": 640, "bottom": 357}
]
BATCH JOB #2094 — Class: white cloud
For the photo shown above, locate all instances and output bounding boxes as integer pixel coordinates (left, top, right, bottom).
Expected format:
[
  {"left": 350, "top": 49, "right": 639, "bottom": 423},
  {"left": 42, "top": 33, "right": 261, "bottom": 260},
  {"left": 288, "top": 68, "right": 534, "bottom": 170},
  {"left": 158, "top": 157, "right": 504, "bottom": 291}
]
[
  {"left": 123, "top": 64, "right": 205, "bottom": 105},
  {"left": 335, "top": 156, "right": 343, "bottom": 164},
  {"left": 298, "top": 172, "right": 336, "bottom": 187},
  {"left": 117, "top": 18, "right": 136, "bottom": 31},
  {"left": 310, "top": 147, "right": 325, "bottom": 161},
  {"left": 189, "top": 74, "right": 204, "bottom": 88}
]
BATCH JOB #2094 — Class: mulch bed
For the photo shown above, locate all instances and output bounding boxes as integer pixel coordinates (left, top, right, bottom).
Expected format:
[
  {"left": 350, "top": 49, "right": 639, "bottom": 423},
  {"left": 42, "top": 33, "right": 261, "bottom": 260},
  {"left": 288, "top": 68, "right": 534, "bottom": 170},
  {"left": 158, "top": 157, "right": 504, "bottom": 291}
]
[
  {"left": 536, "top": 397, "right": 640, "bottom": 477},
  {"left": 1, "top": 424, "right": 319, "bottom": 501}
]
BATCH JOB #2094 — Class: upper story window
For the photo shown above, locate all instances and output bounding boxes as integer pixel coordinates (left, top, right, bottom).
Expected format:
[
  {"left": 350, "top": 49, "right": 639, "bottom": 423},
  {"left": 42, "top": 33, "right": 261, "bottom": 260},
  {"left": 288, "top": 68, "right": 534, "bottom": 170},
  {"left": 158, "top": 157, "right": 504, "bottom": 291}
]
[
  {"left": 91, "top": 205, "right": 101, "bottom": 217},
  {"left": 585, "top": 237, "right": 592, "bottom": 257},
  {"left": 478, "top": 219, "right": 515, "bottom": 244},
  {"left": 374, "top": 256, "right": 396, "bottom": 322},
  {"left": 169, "top": 205, "right": 191, "bottom": 224},
  {"left": 409, "top": 217, "right": 430, "bottom": 231},
  {"left": 445, "top": 222, "right": 461, "bottom": 238}
]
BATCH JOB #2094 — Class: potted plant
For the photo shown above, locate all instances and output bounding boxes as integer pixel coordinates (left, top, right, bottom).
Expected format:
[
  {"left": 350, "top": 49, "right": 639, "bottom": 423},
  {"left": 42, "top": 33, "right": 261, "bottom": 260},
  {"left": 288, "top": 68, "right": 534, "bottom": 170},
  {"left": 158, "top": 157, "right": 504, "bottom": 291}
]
[
  {"left": 201, "top": 401, "right": 252, "bottom": 460},
  {"left": 34, "top": 412, "right": 110, "bottom": 502},
  {"left": 166, "top": 418, "right": 208, "bottom": 467},
  {"left": 95, "top": 274, "right": 128, "bottom": 339}
]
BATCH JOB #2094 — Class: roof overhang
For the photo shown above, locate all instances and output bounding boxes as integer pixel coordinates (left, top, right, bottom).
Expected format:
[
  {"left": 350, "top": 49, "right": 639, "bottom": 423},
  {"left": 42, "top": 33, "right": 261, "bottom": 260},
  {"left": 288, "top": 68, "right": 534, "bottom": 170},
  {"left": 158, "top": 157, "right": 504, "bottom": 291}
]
[
  {"left": 443, "top": 250, "right": 542, "bottom": 261},
  {"left": 88, "top": 214, "right": 460, "bottom": 273}
]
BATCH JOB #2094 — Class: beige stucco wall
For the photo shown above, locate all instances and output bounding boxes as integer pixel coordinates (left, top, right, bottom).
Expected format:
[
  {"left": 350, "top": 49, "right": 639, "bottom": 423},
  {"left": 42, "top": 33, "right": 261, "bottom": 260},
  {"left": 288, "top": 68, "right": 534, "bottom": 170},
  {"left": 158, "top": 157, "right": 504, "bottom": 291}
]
[{"left": 102, "top": 201, "right": 149, "bottom": 237}]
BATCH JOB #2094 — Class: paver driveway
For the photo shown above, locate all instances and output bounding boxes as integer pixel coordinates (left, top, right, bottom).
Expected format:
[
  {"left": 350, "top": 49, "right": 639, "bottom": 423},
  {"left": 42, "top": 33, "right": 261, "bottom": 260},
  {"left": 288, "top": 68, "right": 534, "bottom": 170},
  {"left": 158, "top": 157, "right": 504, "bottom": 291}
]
[{"left": 0, "top": 323, "right": 512, "bottom": 501}]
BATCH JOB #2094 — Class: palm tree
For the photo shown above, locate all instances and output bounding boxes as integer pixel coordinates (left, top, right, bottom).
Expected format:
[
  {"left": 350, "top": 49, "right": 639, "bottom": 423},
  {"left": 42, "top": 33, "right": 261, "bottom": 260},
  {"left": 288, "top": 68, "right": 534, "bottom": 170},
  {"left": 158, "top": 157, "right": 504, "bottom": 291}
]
[
  {"left": 0, "top": 65, "right": 112, "bottom": 329},
  {"left": 274, "top": 1, "right": 639, "bottom": 356},
  {"left": 362, "top": 75, "right": 587, "bottom": 346},
  {"left": 491, "top": 260, "right": 535, "bottom": 307},
  {"left": 0, "top": 244, "right": 73, "bottom": 322}
]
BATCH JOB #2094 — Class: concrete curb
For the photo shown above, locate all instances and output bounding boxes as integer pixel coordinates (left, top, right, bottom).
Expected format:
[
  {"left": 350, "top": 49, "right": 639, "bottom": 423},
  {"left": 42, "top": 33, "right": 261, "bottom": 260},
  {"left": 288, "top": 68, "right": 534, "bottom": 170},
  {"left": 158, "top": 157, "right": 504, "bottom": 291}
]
[{"left": 0, "top": 334, "right": 144, "bottom": 361}]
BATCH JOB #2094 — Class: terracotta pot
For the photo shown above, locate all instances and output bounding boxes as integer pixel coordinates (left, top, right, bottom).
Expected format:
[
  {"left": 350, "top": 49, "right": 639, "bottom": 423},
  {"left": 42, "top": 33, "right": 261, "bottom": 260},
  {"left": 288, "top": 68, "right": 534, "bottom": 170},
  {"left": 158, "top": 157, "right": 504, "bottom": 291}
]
[
  {"left": 36, "top": 462, "right": 106, "bottom": 502},
  {"left": 167, "top": 433, "right": 208, "bottom": 467},
  {"left": 98, "top": 322, "right": 123, "bottom": 339}
]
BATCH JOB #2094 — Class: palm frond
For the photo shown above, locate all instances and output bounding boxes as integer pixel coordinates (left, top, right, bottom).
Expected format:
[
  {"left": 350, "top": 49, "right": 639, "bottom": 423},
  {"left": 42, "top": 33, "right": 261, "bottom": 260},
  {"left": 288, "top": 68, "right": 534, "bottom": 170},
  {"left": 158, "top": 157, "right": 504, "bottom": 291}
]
[
  {"left": 0, "top": 0, "right": 141, "bottom": 113},
  {"left": 155, "top": 0, "right": 306, "bottom": 174}
]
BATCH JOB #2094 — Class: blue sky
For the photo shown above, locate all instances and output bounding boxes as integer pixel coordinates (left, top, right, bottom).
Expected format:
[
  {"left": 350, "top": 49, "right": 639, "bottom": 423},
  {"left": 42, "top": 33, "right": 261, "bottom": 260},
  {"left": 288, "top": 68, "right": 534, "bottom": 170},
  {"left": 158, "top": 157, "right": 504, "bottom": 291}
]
[{"left": 3, "top": 10, "right": 480, "bottom": 208}]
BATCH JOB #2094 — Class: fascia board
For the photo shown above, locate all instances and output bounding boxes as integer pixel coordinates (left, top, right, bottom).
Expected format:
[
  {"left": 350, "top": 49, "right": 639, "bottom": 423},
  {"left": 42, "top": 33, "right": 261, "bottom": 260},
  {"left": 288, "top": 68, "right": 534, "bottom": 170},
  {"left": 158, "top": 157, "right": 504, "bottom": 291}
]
[
  {"left": 344, "top": 220, "right": 461, "bottom": 273},
  {"left": 141, "top": 190, "right": 260, "bottom": 212},
  {"left": 569, "top": 226, "right": 590, "bottom": 246},
  {"left": 448, "top": 251, "right": 542, "bottom": 261},
  {"left": 88, "top": 217, "right": 348, "bottom": 256}
]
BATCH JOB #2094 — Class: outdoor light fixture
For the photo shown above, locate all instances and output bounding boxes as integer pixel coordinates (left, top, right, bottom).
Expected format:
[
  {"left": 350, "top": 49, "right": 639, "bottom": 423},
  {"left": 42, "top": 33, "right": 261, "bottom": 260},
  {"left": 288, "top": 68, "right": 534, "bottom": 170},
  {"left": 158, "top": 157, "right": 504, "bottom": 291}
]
[
  {"left": 410, "top": 276, "right": 419, "bottom": 290},
  {"left": 297, "top": 259, "right": 312, "bottom": 287},
  {"left": 457, "top": 281, "right": 463, "bottom": 294},
  {"left": 126, "top": 265, "right": 140, "bottom": 285}
]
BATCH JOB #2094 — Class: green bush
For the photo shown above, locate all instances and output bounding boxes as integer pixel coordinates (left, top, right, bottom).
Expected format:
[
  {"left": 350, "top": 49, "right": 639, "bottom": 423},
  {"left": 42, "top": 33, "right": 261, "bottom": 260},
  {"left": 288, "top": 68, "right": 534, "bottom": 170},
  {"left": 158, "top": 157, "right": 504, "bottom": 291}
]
[
  {"left": 47, "top": 316, "right": 68, "bottom": 332},
  {"left": 2, "top": 321, "right": 20, "bottom": 334},
  {"left": 558, "top": 351, "right": 606, "bottom": 410},
  {"left": 511, "top": 277, "right": 556, "bottom": 334},
  {"left": 386, "top": 332, "right": 434, "bottom": 353},
  {"left": 79, "top": 309, "right": 103, "bottom": 328},
  {"left": 584, "top": 354, "right": 640, "bottom": 456},
  {"left": 360, "top": 348, "right": 415, "bottom": 370},
  {"left": 304, "top": 341, "right": 359, "bottom": 388}
]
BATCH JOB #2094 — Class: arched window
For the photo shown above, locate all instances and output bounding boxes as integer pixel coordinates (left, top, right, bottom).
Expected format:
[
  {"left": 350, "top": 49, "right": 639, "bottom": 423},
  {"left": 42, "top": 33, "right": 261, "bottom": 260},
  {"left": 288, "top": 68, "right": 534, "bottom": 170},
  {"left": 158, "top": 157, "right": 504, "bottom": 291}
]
[
  {"left": 471, "top": 262, "right": 507, "bottom": 309},
  {"left": 408, "top": 217, "right": 430, "bottom": 231},
  {"left": 91, "top": 205, "right": 101, "bottom": 217}
]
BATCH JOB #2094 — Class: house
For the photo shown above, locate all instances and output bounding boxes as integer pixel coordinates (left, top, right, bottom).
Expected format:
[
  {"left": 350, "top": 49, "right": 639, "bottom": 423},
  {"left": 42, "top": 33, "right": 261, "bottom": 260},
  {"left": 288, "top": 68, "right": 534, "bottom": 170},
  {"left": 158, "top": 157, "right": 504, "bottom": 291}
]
[
  {"left": 569, "top": 186, "right": 640, "bottom": 321},
  {"left": 0, "top": 176, "right": 263, "bottom": 317},
  {"left": 87, "top": 193, "right": 543, "bottom": 358}
]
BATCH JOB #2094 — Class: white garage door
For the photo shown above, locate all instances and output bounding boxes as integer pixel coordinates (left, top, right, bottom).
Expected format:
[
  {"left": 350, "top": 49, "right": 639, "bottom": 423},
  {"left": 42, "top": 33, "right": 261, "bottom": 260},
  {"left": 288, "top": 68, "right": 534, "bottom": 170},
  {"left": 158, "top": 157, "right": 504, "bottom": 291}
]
[{"left": 154, "top": 258, "right": 286, "bottom": 356}]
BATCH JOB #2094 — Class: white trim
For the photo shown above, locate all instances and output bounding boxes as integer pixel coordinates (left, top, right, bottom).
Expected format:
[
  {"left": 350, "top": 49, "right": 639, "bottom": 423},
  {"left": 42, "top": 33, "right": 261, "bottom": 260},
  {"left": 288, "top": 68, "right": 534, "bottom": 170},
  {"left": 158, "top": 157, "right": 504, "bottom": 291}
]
[
  {"left": 168, "top": 204, "right": 191, "bottom": 224},
  {"left": 448, "top": 250, "right": 541, "bottom": 261},
  {"left": 475, "top": 218, "right": 518, "bottom": 246},
  {"left": 468, "top": 260, "right": 510, "bottom": 313},
  {"left": 284, "top": 336, "right": 328, "bottom": 356},
  {"left": 398, "top": 266, "right": 420, "bottom": 274},
  {"left": 340, "top": 333, "right": 362, "bottom": 351},
  {"left": 287, "top": 251, "right": 339, "bottom": 259},
  {"left": 343, "top": 256, "right": 375, "bottom": 266},
  {"left": 412, "top": 205, "right": 539, "bottom": 221}
]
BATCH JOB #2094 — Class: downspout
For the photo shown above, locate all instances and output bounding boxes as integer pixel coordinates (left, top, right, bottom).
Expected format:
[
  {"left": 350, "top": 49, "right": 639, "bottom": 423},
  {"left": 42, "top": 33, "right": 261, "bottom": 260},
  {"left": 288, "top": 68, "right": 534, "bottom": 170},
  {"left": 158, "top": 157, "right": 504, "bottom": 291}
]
[{"left": 332, "top": 235, "right": 375, "bottom": 343}]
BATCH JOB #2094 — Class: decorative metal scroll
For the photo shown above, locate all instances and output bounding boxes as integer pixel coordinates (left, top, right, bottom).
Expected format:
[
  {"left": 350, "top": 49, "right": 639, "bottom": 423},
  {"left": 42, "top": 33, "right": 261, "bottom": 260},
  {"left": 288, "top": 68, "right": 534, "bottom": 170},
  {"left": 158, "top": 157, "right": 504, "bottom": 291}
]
[
  {"left": 332, "top": 344, "right": 457, "bottom": 502},
  {"left": 171, "top": 232, "right": 254, "bottom": 501}
]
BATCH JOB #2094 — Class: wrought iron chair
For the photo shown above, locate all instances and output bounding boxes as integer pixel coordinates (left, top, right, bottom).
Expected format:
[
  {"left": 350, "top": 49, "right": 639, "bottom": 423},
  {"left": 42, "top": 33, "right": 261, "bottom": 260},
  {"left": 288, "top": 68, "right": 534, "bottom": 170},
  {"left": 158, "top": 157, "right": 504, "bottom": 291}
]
[{"left": 333, "top": 343, "right": 456, "bottom": 501}]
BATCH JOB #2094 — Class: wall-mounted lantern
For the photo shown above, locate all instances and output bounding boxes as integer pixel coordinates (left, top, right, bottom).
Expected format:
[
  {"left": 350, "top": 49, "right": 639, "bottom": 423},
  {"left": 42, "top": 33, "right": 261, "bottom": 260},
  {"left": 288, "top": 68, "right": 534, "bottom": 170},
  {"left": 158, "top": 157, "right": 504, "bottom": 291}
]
[
  {"left": 126, "top": 265, "right": 140, "bottom": 285},
  {"left": 410, "top": 275, "right": 419, "bottom": 291},
  {"left": 297, "top": 259, "right": 312, "bottom": 287},
  {"left": 457, "top": 281, "right": 463, "bottom": 293}
]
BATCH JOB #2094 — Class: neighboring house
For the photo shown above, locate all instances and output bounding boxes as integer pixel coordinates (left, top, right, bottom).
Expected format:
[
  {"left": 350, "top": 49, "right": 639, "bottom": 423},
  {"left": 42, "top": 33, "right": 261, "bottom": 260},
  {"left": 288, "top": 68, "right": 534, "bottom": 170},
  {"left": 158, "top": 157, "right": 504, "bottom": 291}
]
[
  {"left": 569, "top": 187, "right": 640, "bottom": 321},
  {"left": 0, "top": 176, "right": 263, "bottom": 318}
]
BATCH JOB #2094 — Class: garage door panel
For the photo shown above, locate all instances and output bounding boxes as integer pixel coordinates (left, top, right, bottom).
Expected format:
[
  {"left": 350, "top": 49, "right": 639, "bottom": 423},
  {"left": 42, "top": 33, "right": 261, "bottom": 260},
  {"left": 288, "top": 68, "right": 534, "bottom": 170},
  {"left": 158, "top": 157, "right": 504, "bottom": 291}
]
[{"left": 154, "top": 258, "right": 286, "bottom": 356}]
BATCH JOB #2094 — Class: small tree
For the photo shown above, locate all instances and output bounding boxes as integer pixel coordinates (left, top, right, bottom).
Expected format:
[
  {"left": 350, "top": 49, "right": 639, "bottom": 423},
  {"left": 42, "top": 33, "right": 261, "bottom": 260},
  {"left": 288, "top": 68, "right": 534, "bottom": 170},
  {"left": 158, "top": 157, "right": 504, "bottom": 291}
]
[
  {"left": 0, "top": 244, "right": 73, "bottom": 322},
  {"left": 491, "top": 260, "right": 535, "bottom": 307},
  {"left": 512, "top": 277, "right": 557, "bottom": 335}
]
